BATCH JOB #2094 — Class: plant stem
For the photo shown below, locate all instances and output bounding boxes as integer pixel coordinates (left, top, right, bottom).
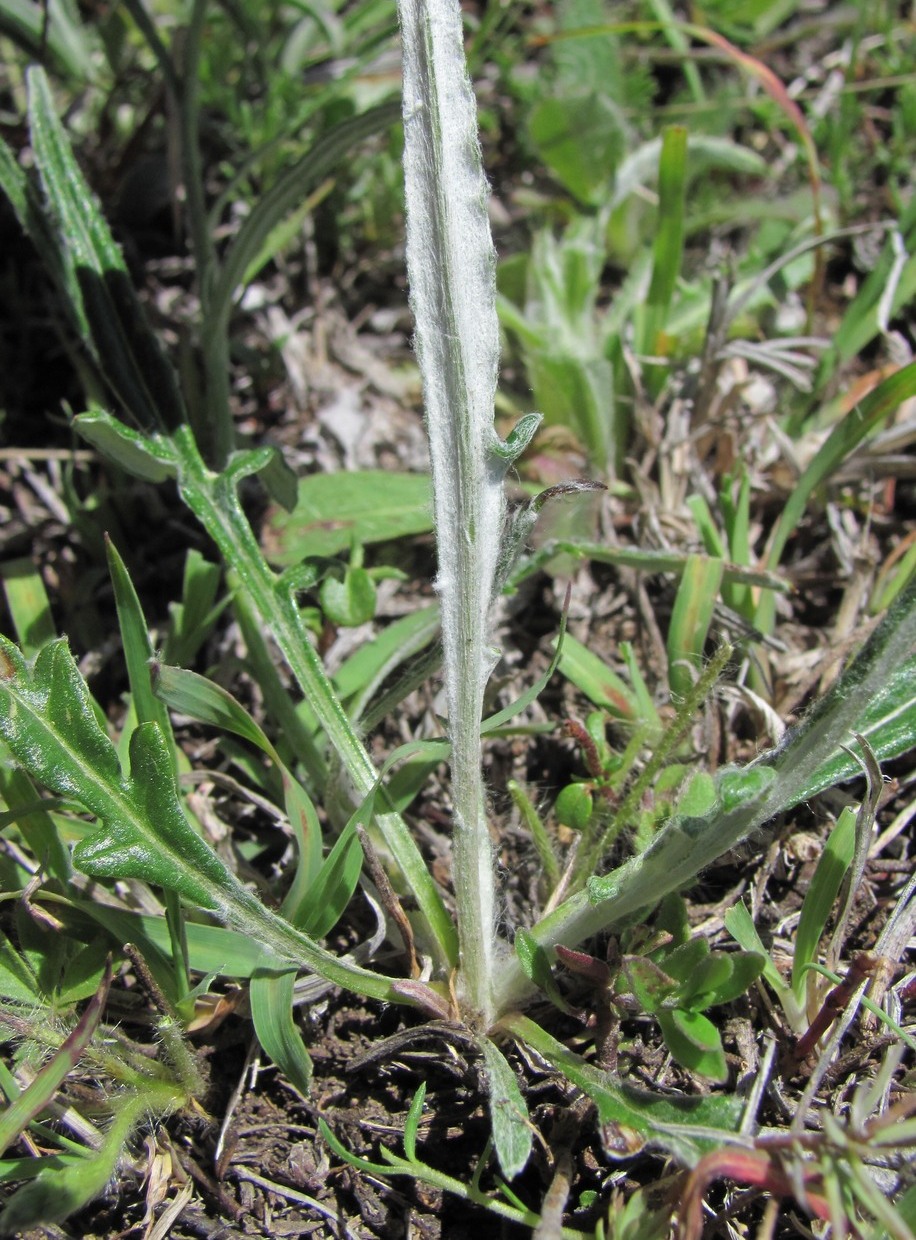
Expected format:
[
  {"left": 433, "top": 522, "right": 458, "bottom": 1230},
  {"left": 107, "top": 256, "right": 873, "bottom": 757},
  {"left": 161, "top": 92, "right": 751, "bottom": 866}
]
[
  {"left": 181, "top": 0, "right": 234, "bottom": 468},
  {"left": 398, "top": 0, "right": 507, "bottom": 1025},
  {"left": 172, "top": 426, "right": 458, "bottom": 971}
]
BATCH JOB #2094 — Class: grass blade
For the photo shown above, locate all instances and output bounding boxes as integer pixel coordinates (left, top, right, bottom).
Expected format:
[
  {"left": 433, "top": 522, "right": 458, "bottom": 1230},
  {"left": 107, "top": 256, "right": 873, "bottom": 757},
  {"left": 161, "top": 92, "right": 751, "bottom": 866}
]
[{"left": 250, "top": 968, "right": 313, "bottom": 1098}]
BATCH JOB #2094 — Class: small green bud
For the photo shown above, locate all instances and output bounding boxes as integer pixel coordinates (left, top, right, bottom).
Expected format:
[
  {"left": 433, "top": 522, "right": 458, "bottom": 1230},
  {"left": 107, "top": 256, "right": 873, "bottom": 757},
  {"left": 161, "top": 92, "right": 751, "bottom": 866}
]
[{"left": 555, "top": 782, "right": 593, "bottom": 832}]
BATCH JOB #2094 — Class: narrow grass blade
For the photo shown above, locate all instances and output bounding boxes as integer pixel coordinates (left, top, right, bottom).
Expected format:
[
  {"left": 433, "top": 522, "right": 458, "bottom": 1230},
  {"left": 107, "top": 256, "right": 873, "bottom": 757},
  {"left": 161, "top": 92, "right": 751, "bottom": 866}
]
[
  {"left": 153, "top": 663, "right": 281, "bottom": 767},
  {"left": 250, "top": 968, "right": 313, "bottom": 1098},
  {"left": 554, "top": 633, "right": 642, "bottom": 723},
  {"left": 514, "top": 540, "right": 789, "bottom": 595},
  {"left": 0, "top": 767, "right": 71, "bottom": 885},
  {"left": 507, "top": 781, "right": 559, "bottom": 892},
  {"left": 638, "top": 125, "right": 687, "bottom": 358},
  {"left": 106, "top": 538, "right": 175, "bottom": 760},
  {"left": 403, "top": 1083, "right": 427, "bottom": 1163},
  {"left": 767, "top": 361, "right": 916, "bottom": 574},
  {"left": 293, "top": 823, "right": 363, "bottom": 940},
  {"left": 279, "top": 775, "right": 324, "bottom": 912},
  {"left": 231, "top": 587, "right": 327, "bottom": 790},
  {"left": 719, "top": 470, "right": 752, "bottom": 615},
  {"left": 211, "top": 104, "right": 400, "bottom": 335},
  {"left": 791, "top": 807, "right": 855, "bottom": 1008},
  {"left": 0, "top": 560, "right": 56, "bottom": 655},
  {"left": 333, "top": 606, "right": 440, "bottom": 723},
  {"left": 829, "top": 197, "right": 916, "bottom": 371},
  {"left": 666, "top": 556, "right": 724, "bottom": 701},
  {"left": 162, "top": 550, "right": 225, "bottom": 668}
]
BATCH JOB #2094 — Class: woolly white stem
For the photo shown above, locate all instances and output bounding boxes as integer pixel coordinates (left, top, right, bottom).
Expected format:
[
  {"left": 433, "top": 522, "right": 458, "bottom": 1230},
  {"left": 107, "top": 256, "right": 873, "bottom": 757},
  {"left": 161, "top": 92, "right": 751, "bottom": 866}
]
[{"left": 398, "top": 0, "right": 505, "bottom": 1024}]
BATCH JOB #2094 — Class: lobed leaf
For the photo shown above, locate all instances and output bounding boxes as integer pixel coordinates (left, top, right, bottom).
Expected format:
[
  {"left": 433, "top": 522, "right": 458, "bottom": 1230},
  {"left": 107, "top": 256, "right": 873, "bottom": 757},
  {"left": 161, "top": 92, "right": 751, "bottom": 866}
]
[{"left": 0, "top": 636, "right": 405, "bottom": 1004}]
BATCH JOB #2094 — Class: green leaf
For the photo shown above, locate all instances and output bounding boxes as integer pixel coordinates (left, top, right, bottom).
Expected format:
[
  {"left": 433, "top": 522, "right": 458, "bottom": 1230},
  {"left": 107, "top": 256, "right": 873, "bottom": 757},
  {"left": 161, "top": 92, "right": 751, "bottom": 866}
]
[
  {"left": 0, "top": 936, "right": 41, "bottom": 1005},
  {"left": 254, "top": 447, "right": 299, "bottom": 515},
  {"left": 333, "top": 605, "right": 440, "bottom": 723},
  {"left": 796, "top": 657, "right": 916, "bottom": 800},
  {"left": 279, "top": 773, "right": 324, "bottom": 913},
  {"left": 830, "top": 197, "right": 916, "bottom": 370},
  {"left": 0, "top": 559, "right": 56, "bottom": 655},
  {"left": 763, "top": 362, "right": 916, "bottom": 599},
  {"left": 658, "top": 937, "right": 709, "bottom": 981},
  {"left": 666, "top": 556, "right": 724, "bottom": 701},
  {"left": 106, "top": 537, "right": 174, "bottom": 753},
  {"left": 72, "top": 722, "right": 239, "bottom": 910},
  {"left": 478, "top": 1037, "right": 532, "bottom": 1180},
  {"left": 80, "top": 906, "right": 273, "bottom": 980},
  {"left": 0, "top": 0, "right": 100, "bottom": 81},
  {"left": 0, "top": 637, "right": 401, "bottom": 1003},
  {"left": 528, "top": 352, "right": 617, "bottom": 471},
  {"left": 656, "top": 1009, "right": 727, "bottom": 1082},
  {"left": 676, "top": 949, "right": 765, "bottom": 1010},
  {"left": 0, "top": 638, "right": 121, "bottom": 792},
  {"left": 250, "top": 968, "right": 313, "bottom": 1098},
  {"left": 513, "top": 928, "right": 554, "bottom": 991},
  {"left": 723, "top": 900, "right": 795, "bottom": 1011},
  {"left": 319, "top": 566, "right": 377, "bottom": 627},
  {"left": 210, "top": 102, "right": 401, "bottom": 329},
  {"left": 638, "top": 124, "right": 688, "bottom": 356},
  {"left": 675, "top": 771, "right": 717, "bottom": 818},
  {"left": 73, "top": 410, "right": 179, "bottom": 483},
  {"left": 501, "top": 1014, "right": 741, "bottom": 1165},
  {"left": 528, "top": 93, "right": 625, "bottom": 205},
  {"left": 624, "top": 956, "right": 679, "bottom": 1015},
  {"left": 26, "top": 67, "right": 187, "bottom": 433},
  {"left": 791, "top": 806, "right": 855, "bottom": 1001},
  {"left": 704, "top": 951, "right": 766, "bottom": 1008},
  {"left": 676, "top": 955, "right": 732, "bottom": 1009},
  {"left": 490, "top": 412, "right": 542, "bottom": 465},
  {"left": 162, "top": 551, "right": 225, "bottom": 668},
  {"left": 231, "top": 588, "right": 327, "bottom": 789},
  {"left": 295, "top": 823, "right": 363, "bottom": 940},
  {"left": 554, "top": 632, "right": 641, "bottom": 723},
  {"left": 402, "top": 1083, "right": 427, "bottom": 1164},
  {"left": 152, "top": 663, "right": 280, "bottom": 766},
  {"left": 265, "top": 470, "right": 433, "bottom": 564}
]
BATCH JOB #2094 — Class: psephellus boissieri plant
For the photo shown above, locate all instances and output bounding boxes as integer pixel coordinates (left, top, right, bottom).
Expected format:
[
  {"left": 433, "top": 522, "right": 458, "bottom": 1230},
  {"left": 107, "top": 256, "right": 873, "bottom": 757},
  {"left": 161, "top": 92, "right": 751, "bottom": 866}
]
[
  {"left": 394, "top": 0, "right": 916, "bottom": 1029},
  {"left": 398, "top": 0, "right": 541, "bottom": 1028},
  {"left": 1, "top": 0, "right": 916, "bottom": 1209}
]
